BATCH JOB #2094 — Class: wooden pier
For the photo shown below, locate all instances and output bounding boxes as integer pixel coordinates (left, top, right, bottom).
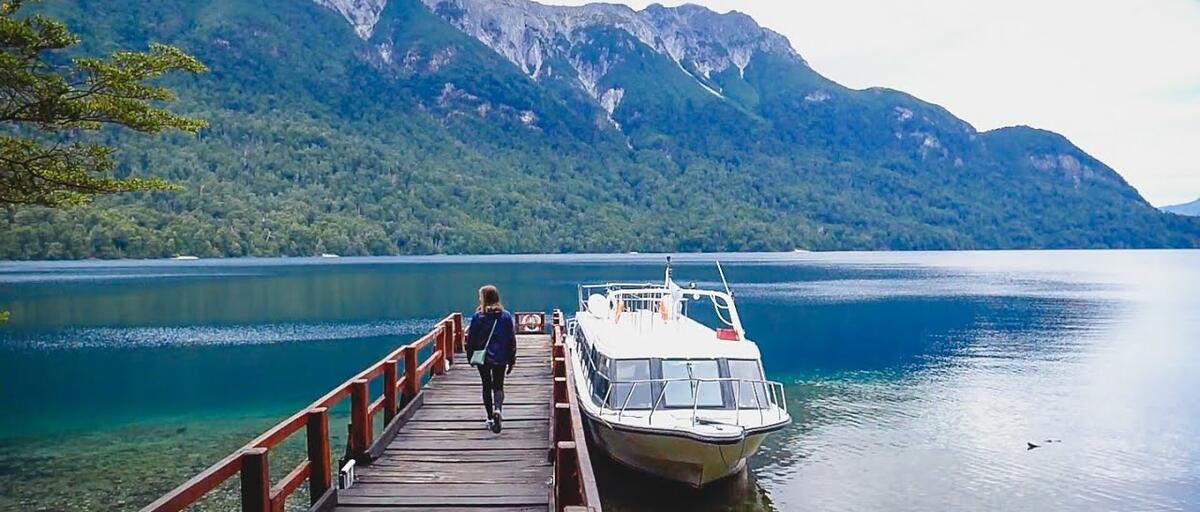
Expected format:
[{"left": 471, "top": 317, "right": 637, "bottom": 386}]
[{"left": 142, "top": 310, "right": 600, "bottom": 512}]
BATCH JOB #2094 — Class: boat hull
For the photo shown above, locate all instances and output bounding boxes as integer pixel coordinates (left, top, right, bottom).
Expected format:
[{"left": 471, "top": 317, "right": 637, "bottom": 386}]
[{"left": 584, "top": 414, "right": 770, "bottom": 487}]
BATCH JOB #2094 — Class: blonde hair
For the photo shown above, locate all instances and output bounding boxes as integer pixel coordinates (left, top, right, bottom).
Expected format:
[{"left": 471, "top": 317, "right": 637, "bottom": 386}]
[{"left": 477, "top": 285, "right": 503, "bottom": 313}]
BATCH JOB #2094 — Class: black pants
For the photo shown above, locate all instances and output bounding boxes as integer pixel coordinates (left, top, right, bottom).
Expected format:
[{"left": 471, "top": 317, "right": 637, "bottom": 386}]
[{"left": 477, "top": 364, "right": 506, "bottom": 417}]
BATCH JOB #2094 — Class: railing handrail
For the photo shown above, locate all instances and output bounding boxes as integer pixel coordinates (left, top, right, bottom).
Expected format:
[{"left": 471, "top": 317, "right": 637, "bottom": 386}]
[
  {"left": 577, "top": 282, "right": 663, "bottom": 310},
  {"left": 596, "top": 375, "right": 787, "bottom": 386},
  {"left": 142, "top": 312, "right": 465, "bottom": 512},
  {"left": 598, "top": 379, "right": 788, "bottom": 424},
  {"left": 577, "top": 285, "right": 745, "bottom": 335},
  {"left": 571, "top": 342, "right": 787, "bottom": 396},
  {"left": 550, "top": 310, "right": 603, "bottom": 512}
]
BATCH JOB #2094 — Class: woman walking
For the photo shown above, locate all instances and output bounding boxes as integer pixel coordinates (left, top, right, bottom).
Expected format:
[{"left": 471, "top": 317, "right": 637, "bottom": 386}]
[{"left": 466, "top": 285, "right": 517, "bottom": 433}]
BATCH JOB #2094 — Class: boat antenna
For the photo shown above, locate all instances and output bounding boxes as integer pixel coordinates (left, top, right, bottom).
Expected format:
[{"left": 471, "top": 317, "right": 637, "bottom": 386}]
[
  {"left": 715, "top": 260, "right": 732, "bottom": 297},
  {"left": 664, "top": 256, "right": 673, "bottom": 286}
]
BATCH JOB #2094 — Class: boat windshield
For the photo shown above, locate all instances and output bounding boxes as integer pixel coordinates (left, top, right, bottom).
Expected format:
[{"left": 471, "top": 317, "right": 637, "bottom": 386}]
[
  {"left": 662, "top": 360, "right": 722, "bottom": 408},
  {"left": 610, "top": 359, "right": 653, "bottom": 409},
  {"left": 729, "top": 359, "right": 770, "bottom": 409},
  {"left": 587, "top": 355, "right": 772, "bottom": 411}
]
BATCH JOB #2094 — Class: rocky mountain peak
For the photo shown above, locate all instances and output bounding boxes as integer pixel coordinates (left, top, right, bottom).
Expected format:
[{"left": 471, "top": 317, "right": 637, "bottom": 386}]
[
  {"left": 313, "top": 0, "right": 388, "bottom": 38},
  {"left": 421, "top": 0, "right": 798, "bottom": 73},
  {"left": 640, "top": 3, "right": 800, "bottom": 76},
  {"left": 410, "top": 0, "right": 802, "bottom": 116},
  {"left": 313, "top": 0, "right": 804, "bottom": 120}
]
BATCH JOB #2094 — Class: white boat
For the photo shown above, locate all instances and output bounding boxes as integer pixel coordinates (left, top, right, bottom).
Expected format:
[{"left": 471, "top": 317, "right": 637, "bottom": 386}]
[
  {"left": 320, "top": 253, "right": 340, "bottom": 258},
  {"left": 567, "top": 259, "right": 790, "bottom": 487},
  {"left": 171, "top": 255, "right": 199, "bottom": 260}
]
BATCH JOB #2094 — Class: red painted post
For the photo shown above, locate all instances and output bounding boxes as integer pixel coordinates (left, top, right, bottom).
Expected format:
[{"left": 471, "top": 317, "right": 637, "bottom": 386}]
[
  {"left": 442, "top": 319, "right": 454, "bottom": 369},
  {"left": 445, "top": 320, "right": 454, "bottom": 367},
  {"left": 383, "top": 359, "right": 399, "bottom": 424},
  {"left": 403, "top": 345, "right": 419, "bottom": 401},
  {"left": 453, "top": 313, "right": 464, "bottom": 352},
  {"left": 306, "top": 408, "right": 332, "bottom": 505},
  {"left": 433, "top": 325, "right": 446, "bottom": 375},
  {"left": 443, "top": 322, "right": 451, "bottom": 371},
  {"left": 349, "top": 379, "right": 370, "bottom": 461},
  {"left": 240, "top": 448, "right": 270, "bottom": 512},
  {"left": 435, "top": 324, "right": 447, "bottom": 369}
]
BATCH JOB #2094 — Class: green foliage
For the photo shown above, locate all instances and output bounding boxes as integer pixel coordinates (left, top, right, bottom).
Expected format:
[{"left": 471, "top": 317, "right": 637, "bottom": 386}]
[
  {"left": 0, "top": 0, "right": 206, "bottom": 207},
  {"left": 0, "top": 0, "right": 1196, "bottom": 259}
]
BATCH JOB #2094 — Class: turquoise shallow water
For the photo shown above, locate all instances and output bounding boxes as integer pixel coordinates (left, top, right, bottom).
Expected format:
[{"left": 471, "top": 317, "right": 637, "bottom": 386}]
[{"left": 1, "top": 251, "right": 1198, "bottom": 510}]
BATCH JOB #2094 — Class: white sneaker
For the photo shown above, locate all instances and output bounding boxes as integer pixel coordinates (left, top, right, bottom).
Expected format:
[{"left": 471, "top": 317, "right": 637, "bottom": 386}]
[{"left": 484, "top": 418, "right": 494, "bottom": 431}]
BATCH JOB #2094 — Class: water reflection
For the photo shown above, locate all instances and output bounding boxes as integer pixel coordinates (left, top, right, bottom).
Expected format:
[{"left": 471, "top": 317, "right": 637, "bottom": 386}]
[
  {"left": 593, "top": 449, "right": 776, "bottom": 512},
  {"left": 1, "top": 251, "right": 1198, "bottom": 511}
]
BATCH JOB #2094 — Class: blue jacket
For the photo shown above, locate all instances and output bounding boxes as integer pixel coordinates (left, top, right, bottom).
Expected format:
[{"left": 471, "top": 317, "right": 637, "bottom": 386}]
[{"left": 466, "top": 310, "right": 517, "bottom": 365}]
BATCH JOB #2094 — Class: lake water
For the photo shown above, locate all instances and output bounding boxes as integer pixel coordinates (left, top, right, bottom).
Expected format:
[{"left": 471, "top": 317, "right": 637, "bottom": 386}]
[{"left": 1, "top": 251, "right": 1198, "bottom": 511}]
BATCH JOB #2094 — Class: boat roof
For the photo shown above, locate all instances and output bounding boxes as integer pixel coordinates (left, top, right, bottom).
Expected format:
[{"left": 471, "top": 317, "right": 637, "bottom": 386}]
[{"left": 574, "top": 310, "right": 762, "bottom": 360}]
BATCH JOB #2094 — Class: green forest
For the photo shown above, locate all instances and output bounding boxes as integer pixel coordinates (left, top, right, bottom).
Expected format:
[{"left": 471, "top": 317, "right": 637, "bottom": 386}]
[{"left": 2, "top": 0, "right": 1197, "bottom": 260}]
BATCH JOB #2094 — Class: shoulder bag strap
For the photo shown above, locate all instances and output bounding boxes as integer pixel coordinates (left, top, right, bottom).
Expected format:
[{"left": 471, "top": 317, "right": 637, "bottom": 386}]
[{"left": 481, "top": 316, "right": 499, "bottom": 353}]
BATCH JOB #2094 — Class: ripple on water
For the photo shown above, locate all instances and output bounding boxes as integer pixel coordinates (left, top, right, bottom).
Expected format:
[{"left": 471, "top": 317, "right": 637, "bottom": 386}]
[{"left": 0, "top": 319, "right": 440, "bottom": 350}]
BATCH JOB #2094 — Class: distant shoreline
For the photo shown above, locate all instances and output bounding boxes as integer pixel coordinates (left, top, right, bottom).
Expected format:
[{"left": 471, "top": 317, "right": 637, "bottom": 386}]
[{"left": 2, "top": 248, "right": 1197, "bottom": 267}]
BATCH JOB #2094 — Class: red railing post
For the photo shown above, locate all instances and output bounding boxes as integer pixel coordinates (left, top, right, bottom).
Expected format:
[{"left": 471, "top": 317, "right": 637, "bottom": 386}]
[
  {"left": 444, "top": 319, "right": 455, "bottom": 368},
  {"left": 403, "top": 344, "right": 419, "bottom": 401},
  {"left": 383, "top": 359, "right": 399, "bottom": 424},
  {"left": 433, "top": 325, "right": 446, "bottom": 375},
  {"left": 448, "top": 320, "right": 455, "bottom": 366},
  {"left": 349, "top": 379, "right": 370, "bottom": 462},
  {"left": 435, "top": 324, "right": 447, "bottom": 369},
  {"left": 453, "top": 313, "right": 464, "bottom": 352},
  {"left": 306, "top": 408, "right": 331, "bottom": 505},
  {"left": 443, "top": 322, "right": 452, "bottom": 371},
  {"left": 240, "top": 448, "right": 270, "bottom": 512}
]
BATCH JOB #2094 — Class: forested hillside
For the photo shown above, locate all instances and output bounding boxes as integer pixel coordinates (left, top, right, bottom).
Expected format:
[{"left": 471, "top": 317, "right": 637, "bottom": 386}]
[{"left": 2, "top": 0, "right": 1196, "bottom": 259}]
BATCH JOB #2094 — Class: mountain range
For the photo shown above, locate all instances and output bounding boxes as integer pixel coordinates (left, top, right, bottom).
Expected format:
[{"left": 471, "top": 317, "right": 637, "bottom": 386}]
[
  {"left": 1162, "top": 198, "right": 1200, "bottom": 217},
  {"left": 2, "top": 0, "right": 1197, "bottom": 259}
]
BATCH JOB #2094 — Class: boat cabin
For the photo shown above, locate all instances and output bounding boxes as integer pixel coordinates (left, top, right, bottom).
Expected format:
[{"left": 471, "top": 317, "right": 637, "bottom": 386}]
[{"left": 572, "top": 284, "right": 775, "bottom": 414}]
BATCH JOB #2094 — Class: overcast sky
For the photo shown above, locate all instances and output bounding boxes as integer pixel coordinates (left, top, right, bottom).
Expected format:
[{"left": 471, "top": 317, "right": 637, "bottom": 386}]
[{"left": 550, "top": 0, "right": 1200, "bottom": 206}]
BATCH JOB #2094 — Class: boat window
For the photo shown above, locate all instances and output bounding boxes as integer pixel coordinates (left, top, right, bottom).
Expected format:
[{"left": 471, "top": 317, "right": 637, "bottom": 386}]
[
  {"left": 609, "top": 359, "right": 652, "bottom": 409},
  {"left": 576, "top": 329, "right": 588, "bottom": 351},
  {"left": 591, "top": 354, "right": 610, "bottom": 403},
  {"left": 728, "top": 359, "right": 769, "bottom": 409},
  {"left": 661, "top": 360, "right": 723, "bottom": 408}
]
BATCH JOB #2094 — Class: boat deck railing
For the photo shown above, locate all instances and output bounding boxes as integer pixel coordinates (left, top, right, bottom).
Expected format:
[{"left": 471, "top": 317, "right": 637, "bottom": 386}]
[
  {"left": 567, "top": 346, "right": 788, "bottom": 429},
  {"left": 577, "top": 283, "right": 664, "bottom": 311},
  {"left": 597, "top": 376, "right": 788, "bottom": 427},
  {"left": 577, "top": 283, "right": 743, "bottom": 333}
]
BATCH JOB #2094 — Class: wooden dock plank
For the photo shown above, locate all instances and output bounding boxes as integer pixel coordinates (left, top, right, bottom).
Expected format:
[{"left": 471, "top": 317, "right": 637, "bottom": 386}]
[
  {"left": 400, "top": 422, "right": 544, "bottom": 432},
  {"left": 382, "top": 439, "right": 547, "bottom": 451},
  {"left": 393, "top": 430, "right": 547, "bottom": 441},
  {"left": 336, "top": 496, "right": 548, "bottom": 507},
  {"left": 339, "top": 334, "right": 555, "bottom": 511},
  {"left": 355, "top": 468, "right": 551, "bottom": 484},
  {"left": 333, "top": 508, "right": 545, "bottom": 512},
  {"left": 341, "top": 483, "right": 548, "bottom": 497}
]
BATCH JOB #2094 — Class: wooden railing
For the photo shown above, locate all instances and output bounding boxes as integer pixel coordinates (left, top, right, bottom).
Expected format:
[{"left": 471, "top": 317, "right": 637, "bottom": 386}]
[
  {"left": 550, "top": 309, "right": 603, "bottom": 512},
  {"left": 141, "top": 313, "right": 465, "bottom": 512}
]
